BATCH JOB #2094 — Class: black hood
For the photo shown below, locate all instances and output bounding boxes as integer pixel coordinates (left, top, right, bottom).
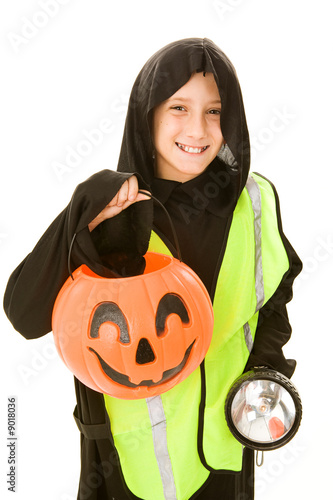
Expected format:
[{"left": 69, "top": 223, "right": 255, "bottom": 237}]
[{"left": 117, "top": 37, "right": 250, "bottom": 209}]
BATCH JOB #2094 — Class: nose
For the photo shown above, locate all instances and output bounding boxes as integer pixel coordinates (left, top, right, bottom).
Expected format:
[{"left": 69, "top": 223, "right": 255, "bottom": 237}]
[
  {"left": 185, "top": 112, "right": 207, "bottom": 140},
  {"left": 136, "top": 338, "right": 156, "bottom": 365}
]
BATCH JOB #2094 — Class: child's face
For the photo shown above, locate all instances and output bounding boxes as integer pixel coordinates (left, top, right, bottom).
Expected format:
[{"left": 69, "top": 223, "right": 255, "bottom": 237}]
[{"left": 152, "top": 72, "right": 224, "bottom": 182}]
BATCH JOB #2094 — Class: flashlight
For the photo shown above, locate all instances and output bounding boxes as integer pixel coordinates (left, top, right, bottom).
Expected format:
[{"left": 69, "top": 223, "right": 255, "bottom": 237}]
[{"left": 225, "top": 368, "right": 302, "bottom": 453}]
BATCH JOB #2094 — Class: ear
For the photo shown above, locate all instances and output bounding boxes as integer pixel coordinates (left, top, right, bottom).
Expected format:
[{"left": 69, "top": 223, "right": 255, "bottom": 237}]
[
  {"left": 90, "top": 302, "right": 130, "bottom": 344},
  {"left": 155, "top": 293, "right": 190, "bottom": 337}
]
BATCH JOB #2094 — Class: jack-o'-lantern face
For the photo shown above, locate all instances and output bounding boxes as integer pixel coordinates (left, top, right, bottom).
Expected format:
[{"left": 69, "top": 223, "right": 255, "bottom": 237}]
[
  {"left": 88, "top": 293, "right": 194, "bottom": 389},
  {"left": 52, "top": 252, "right": 214, "bottom": 399}
]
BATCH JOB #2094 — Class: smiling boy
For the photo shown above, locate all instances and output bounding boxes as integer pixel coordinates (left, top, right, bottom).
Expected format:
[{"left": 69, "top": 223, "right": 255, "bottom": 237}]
[{"left": 4, "top": 38, "right": 302, "bottom": 500}]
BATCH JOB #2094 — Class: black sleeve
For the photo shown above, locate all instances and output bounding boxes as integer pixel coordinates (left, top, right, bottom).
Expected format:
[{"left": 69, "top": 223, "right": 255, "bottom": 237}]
[
  {"left": 3, "top": 169, "right": 152, "bottom": 340},
  {"left": 244, "top": 176, "right": 303, "bottom": 379}
]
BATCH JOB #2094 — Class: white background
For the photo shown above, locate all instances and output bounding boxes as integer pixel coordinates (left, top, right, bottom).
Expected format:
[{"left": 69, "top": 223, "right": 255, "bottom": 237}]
[{"left": 0, "top": 1, "right": 332, "bottom": 499}]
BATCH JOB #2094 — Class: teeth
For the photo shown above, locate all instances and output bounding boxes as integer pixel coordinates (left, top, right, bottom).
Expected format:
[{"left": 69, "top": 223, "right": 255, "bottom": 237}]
[{"left": 177, "top": 143, "right": 207, "bottom": 153}]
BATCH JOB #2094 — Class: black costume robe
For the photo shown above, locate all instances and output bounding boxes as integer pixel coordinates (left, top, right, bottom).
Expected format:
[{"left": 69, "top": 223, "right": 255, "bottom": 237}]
[{"left": 3, "top": 38, "right": 302, "bottom": 499}]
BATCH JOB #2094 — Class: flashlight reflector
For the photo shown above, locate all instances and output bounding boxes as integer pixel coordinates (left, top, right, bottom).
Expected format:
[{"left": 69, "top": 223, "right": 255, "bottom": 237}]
[{"left": 225, "top": 369, "right": 302, "bottom": 451}]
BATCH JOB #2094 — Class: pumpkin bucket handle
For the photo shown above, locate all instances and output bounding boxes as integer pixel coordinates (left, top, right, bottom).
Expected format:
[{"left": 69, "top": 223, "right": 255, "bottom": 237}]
[{"left": 67, "top": 191, "right": 182, "bottom": 281}]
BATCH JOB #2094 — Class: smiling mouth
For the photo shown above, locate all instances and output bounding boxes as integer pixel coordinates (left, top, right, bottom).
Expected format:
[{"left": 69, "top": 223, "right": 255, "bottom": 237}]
[
  {"left": 176, "top": 142, "right": 209, "bottom": 154},
  {"left": 88, "top": 340, "right": 195, "bottom": 388}
]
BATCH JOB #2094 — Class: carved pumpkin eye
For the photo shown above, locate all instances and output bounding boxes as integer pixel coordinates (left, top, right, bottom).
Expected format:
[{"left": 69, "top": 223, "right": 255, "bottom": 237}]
[
  {"left": 155, "top": 293, "right": 190, "bottom": 337},
  {"left": 89, "top": 302, "right": 130, "bottom": 344}
]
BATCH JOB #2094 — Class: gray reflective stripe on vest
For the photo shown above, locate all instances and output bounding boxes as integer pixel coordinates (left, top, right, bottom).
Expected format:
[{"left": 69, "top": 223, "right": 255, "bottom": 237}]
[
  {"left": 243, "top": 176, "right": 265, "bottom": 353},
  {"left": 243, "top": 322, "right": 254, "bottom": 352},
  {"left": 146, "top": 396, "right": 177, "bottom": 500},
  {"left": 246, "top": 176, "right": 265, "bottom": 312}
]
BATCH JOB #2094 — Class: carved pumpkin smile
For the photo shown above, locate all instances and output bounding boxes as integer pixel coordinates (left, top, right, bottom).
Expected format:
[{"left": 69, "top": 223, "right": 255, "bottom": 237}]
[{"left": 88, "top": 340, "right": 195, "bottom": 388}]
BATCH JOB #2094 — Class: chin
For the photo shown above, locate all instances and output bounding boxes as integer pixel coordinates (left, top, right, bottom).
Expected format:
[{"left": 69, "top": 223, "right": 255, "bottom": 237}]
[
  {"left": 180, "top": 163, "right": 209, "bottom": 177},
  {"left": 175, "top": 169, "right": 208, "bottom": 182}
]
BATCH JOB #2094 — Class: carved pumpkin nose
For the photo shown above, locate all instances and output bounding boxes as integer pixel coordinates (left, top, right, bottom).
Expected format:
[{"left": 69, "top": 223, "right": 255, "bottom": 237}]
[{"left": 136, "top": 338, "right": 156, "bottom": 365}]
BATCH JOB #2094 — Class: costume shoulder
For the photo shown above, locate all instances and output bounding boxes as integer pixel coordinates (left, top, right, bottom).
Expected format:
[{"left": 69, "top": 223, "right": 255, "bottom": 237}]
[{"left": 3, "top": 169, "right": 152, "bottom": 339}]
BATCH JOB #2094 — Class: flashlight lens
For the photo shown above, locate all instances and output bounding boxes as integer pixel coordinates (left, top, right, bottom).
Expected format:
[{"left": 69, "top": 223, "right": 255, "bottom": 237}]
[{"left": 231, "top": 379, "right": 296, "bottom": 443}]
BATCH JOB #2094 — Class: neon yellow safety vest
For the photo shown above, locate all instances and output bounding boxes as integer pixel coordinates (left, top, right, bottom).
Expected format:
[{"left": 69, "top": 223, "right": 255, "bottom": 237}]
[{"left": 103, "top": 173, "right": 290, "bottom": 500}]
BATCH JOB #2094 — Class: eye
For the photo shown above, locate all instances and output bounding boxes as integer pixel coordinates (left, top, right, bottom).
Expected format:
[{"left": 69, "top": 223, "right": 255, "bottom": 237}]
[
  {"left": 171, "top": 105, "right": 186, "bottom": 111},
  {"left": 208, "top": 109, "right": 221, "bottom": 115}
]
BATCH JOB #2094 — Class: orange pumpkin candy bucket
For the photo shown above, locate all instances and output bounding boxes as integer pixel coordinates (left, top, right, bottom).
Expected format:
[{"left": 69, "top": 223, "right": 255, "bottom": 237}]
[{"left": 52, "top": 193, "right": 214, "bottom": 400}]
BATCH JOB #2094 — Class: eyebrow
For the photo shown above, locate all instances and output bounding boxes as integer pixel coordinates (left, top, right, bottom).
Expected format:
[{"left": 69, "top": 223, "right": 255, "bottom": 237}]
[{"left": 168, "top": 96, "right": 221, "bottom": 105}]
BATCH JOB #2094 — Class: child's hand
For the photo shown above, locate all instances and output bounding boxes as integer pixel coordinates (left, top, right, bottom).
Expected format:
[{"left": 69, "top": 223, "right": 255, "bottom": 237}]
[{"left": 88, "top": 175, "right": 150, "bottom": 232}]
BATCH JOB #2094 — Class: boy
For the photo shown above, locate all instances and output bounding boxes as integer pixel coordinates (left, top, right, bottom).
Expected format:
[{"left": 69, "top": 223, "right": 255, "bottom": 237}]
[{"left": 4, "top": 38, "right": 302, "bottom": 499}]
